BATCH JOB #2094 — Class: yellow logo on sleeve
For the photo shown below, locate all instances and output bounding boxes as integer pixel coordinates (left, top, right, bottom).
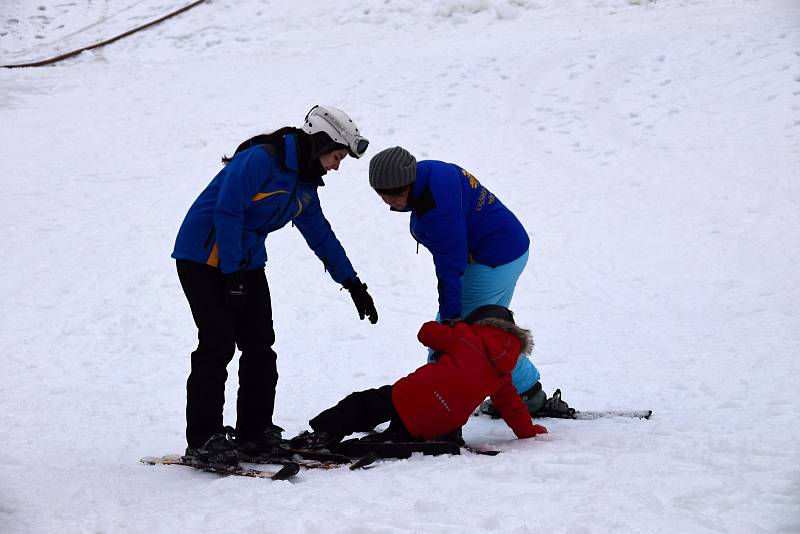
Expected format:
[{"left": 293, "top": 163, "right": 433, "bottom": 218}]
[{"left": 461, "top": 168, "right": 479, "bottom": 189}]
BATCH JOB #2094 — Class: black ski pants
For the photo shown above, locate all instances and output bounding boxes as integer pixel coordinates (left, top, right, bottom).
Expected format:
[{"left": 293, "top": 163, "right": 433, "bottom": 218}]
[
  {"left": 309, "top": 385, "right": 411, "bottom": 439},
  {"left": 177, "top": 260, "right": 278, "bottom": 448}
]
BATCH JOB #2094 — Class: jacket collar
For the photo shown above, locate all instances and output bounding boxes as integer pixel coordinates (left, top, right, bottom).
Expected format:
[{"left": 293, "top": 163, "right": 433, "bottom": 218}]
[
  {"left": 285, "top": 132, "right": 326, "bottom": 186},
  {"left": 411, "top": 162, "right": 429, "bottom": 200},
  {"left": 409, "top": 163, "right": 436, "bottom": 217},
  {"left": 284, "top": 133, "right": 299, "bottom": 172}
]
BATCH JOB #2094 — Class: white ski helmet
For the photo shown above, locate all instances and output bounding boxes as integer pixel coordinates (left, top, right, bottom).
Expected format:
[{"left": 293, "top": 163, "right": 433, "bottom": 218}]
[{"left": 302, "top": 105, "right": 369, "bottom": 159}]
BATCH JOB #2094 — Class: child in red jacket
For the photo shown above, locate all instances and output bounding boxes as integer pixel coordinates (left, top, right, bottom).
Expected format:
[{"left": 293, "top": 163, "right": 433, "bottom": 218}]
[{"left": 291, "top": 305, "right": 547, "bottom": 449}]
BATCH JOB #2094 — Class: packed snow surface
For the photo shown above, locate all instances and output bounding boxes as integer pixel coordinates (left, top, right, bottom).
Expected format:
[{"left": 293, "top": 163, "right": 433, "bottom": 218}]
[{"left": 2, "top": 0, "right": 799, "bottom": 532}]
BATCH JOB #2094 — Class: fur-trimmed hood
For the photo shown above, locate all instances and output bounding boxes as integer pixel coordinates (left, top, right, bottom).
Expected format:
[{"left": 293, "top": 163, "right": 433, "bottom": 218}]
[{"left": 473, "top": 317, "right": 533, "bottom": 356}]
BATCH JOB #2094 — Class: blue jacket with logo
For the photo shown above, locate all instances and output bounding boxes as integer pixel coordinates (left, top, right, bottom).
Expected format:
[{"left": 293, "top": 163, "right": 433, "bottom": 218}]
[
  {"left": 409, "top": 160, "right": 530, "bottom": 320},
  {"left": 172, "top": 134, "right": 357, "bottom": 284}
]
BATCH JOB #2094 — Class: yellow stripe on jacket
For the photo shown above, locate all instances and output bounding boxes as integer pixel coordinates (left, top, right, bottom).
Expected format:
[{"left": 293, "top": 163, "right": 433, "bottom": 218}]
[
  {"left": 206, "top": 242, "right": 219, "bottom": 267},
  {"left": 251, "top": 190, "right": 289, "bottom": 201}
]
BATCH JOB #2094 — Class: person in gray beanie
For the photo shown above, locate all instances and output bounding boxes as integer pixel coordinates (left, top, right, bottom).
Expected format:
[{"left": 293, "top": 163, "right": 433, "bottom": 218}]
[{"left": 368, "top": 146, "right": 548, "bottom": 418}]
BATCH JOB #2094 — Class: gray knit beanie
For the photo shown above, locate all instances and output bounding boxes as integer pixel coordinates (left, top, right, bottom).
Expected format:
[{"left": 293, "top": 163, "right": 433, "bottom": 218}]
[{"left": 369, "top": 146, "right": 417, "bottom": 190}]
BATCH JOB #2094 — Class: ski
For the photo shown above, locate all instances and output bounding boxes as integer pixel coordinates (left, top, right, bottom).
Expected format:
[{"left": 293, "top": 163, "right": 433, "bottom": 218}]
[
  {"left": 343, "top": 447, "right": 497, "bottom": 471},
  {"left": 141, "top": 454, "right": 299, "bottom": 480},
  {"left": 465, "top": 446, "right": 502, "bottom": 456},
  {"left": 240, "top": 447, "right": 351, "bottom": 470},
  {"left": 348, "top": 451, "right": 379, "bottom": 470},
  {"left": 280, "top": 446, "right": 352, "bottom": 465},
  {"left": 328, "top": 437, "right": 502, "bottom": 469},
  {"left": 143, "top": 441, "right": 499, "bottom": 475},
  {"left": 566, "top": 409, "right": 652, "bottom": 420},
  {"left": 475, "top": 388, "right": 652, "bottom": 421},
  {"left": 334, "top": 438, "right": 462, "bottom": 459}
]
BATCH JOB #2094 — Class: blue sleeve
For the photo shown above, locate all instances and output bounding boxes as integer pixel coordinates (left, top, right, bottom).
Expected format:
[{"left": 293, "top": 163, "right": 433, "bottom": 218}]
[
  {"left": 427, "top": 216, "right": 468, "bottom": 320},
  {"left": 293, "top": 193, "right": 358, "bottom": 285},
  {"left": 424, "top": 170, "right": 468, "bottom": 320},
  {"left": 213, "top": 148, "right": 274, "bottom": 273}
]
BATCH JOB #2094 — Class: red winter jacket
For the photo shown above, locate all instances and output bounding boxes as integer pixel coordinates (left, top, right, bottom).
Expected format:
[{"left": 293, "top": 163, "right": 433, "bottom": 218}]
[{"left": 391, "top": 320, "right": 545, "bottom": 440}]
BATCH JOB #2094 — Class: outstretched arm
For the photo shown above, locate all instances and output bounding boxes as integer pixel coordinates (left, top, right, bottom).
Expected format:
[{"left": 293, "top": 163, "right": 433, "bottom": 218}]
[
  {"left": 293, "top": 195, "right": 358, "bottom": 285},
  {"left": 490, "top": 378, "right": 547, "bottom": 439},
  {"left": 424, "top": 214, "right": 468, "bottom": 321},
  {"left": 294, "top": 195, "right": 377, "bottom": 323}
]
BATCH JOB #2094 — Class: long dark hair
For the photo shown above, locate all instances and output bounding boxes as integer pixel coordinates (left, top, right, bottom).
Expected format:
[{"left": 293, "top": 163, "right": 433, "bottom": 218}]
[{"left": 221, "top": 126, "right": 298, "bottom": 165}]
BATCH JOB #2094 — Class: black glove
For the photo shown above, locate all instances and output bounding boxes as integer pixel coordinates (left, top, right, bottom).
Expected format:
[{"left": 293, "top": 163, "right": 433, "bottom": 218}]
[
  {"left": 222, "top": 271, "right": 247, "bottom": 311},
  {"left": 343, "top": 278, "right": 378, "bottom": 324}
]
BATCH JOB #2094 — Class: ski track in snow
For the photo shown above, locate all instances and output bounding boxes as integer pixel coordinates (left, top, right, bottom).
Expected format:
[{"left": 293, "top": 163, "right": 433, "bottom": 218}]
[{"left": 1, "top": 0, "right": 799, "bottom": 533}]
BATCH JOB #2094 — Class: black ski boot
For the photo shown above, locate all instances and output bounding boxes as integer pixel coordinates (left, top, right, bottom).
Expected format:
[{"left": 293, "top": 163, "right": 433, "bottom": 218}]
[
  {"left": 235, "top": 424, "right": 287, "bottom": 459},
  {"left": 359, "top": 422, "right": 413, "bottom": 444},
  {"left": 433, "top": 427, "right": 465, "bottom": 447},
  {"left": 521, "top": 382, "right": 548, "bottom": 415},
  {"left": 477, "top": 382, "right": 547, "bottom": 419},
  {"left": 183, "top": 430, "right": 239, "bottom": 467},
  {"left": 289, "top": 430, "right": 343, "bottom": 451},
  {"left": 536, "top": 389, "right": 577, "bottom": 418}
]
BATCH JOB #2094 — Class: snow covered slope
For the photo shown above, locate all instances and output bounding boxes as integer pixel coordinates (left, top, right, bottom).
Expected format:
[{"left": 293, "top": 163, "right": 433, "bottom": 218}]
[{"left": 1, "top": 0, "right": 799, "bottom": 532}]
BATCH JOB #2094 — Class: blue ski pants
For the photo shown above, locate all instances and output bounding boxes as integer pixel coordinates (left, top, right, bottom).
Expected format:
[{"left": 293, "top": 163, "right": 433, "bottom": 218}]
[{"left": 429, "top": 249, "right": 540, "bottom": 392}]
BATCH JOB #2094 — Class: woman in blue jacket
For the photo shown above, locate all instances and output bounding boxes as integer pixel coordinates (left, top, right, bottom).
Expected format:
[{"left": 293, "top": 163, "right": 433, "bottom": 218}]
[
  {"left": 172, "top": 106, "right": 378, "bottom": 467},
  {"left": 367, "top": 146, "right": 545, "bottom": 418}
]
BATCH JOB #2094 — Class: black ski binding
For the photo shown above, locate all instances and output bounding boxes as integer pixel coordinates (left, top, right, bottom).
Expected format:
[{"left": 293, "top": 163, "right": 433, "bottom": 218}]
[{"left": 535, "top": 388, "right": 577, "bottom": 418}]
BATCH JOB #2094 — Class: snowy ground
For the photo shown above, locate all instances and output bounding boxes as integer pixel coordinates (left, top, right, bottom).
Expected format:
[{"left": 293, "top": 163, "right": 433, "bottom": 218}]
[{"left": 2, "top": 0, "right": 799, "bottom": 532}]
